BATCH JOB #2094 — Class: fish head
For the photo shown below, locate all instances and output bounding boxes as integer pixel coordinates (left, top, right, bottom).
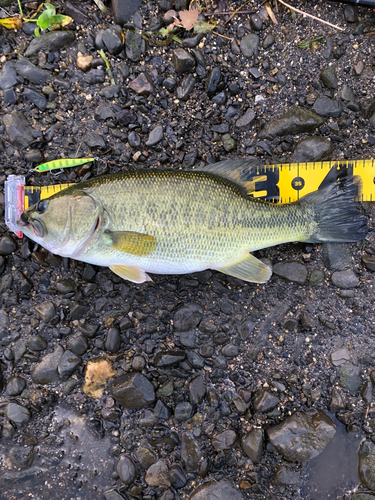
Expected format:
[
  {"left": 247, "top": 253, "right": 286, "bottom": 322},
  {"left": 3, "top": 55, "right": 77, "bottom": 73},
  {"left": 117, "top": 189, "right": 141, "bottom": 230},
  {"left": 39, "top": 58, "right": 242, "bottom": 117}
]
[{"left": 17, "top": 190, "right": 103, "bottom": 258}]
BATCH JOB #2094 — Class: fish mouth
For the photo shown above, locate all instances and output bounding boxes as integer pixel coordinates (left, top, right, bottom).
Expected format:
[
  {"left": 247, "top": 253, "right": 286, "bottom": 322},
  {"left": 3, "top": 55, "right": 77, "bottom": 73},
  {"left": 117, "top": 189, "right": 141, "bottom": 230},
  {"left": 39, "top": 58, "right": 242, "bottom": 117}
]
[{"left": 17, "top": 213, "right": 45, "bottom": 238}]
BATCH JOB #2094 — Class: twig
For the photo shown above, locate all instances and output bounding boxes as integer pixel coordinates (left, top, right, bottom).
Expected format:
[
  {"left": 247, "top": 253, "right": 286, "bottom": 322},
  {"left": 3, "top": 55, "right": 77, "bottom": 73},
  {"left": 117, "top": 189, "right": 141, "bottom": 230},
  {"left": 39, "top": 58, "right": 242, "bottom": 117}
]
[
  {"left": 224, "top": 0, "right": 251, "bottom": 25},
  {"left": 278, "top": 0, "right": 345, "bottom": 31},
  {"left": 212, "top": 31, "right": 233, "bottom": 41},
  {"left": 205, "top": 9, "right": 256, "bottom": 16}
]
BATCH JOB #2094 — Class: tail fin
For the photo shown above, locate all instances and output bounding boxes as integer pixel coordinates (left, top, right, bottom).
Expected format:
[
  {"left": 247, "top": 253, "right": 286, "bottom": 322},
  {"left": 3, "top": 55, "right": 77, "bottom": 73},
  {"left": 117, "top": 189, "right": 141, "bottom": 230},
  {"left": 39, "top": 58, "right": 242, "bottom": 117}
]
[{"left": 300, "top": 178, "right": 368, "bottom": 243}]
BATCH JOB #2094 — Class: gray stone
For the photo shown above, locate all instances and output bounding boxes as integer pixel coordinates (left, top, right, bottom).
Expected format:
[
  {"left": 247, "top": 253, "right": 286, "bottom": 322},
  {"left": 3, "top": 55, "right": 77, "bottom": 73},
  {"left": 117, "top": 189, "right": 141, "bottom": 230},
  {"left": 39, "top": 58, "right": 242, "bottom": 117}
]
[
  {"left": 32, "top": 346, "right": 64, "bottom": 385},
  {"left": 344, "top": 4, "right": 359, "bottom": 23},
  {"left": 241, "top": 428, "right": 264, "bottom": 463},
  {"left": 331, "top": 269, "right": 359, "bottom": 289},
  {"left": 56, "top": 278, "right": 76, "bottom": 294},
  {"left": 353, "top": 494, "right": 375, "bottom": 500},
  {"left": 16, "top": 59, "right": 51, "bottom": 85},
  {"left": 6, "top": 376, "right": 26, "bottom": 396},
  {"left": 309, "top": 269, "right": 325, "bottom": 286},
  {"left": 263, "top": 33, "right": 275, "bottom": 49},
  {"left": 259, "top": 106, "right": 324, "bottom": 138},
  {"left": 6, "top": 402, "right": 31, "bottom": 425},
  {"left": 313, "top": 97, "right": 342, "bottom": 118},
  {"left": 250, "top": 14, "right": 262, "bottom": 31},
  {"left": 25, "top": 31, "right": 75, "bottom": 56},
  {"left": 273, "top": 262, "right": 307, "bottom": 285},
  {"left": 8, "top": 446, "right": 34, "bottom": 469},
  {"left": 134, "top": 446, "right": 157, "bottom": 468},
  {"left": 145, "top": 459, "right": 171, "bottom": 487},
  {"left": 272, "top": 466, "right": 300, "bottom": 485},
  {"left": 94, "top": 104, "right": 115, "bottom": 121},
  {"left": 180, "top": 330, "right": 196, "bottom": 347},
  {"left": 235, "top": 108, "right": 256, "bottom": 130},
  {"left": 23, "top": 88, "right": 47, "bottom": 111},
  {"left": 27, "top": 335, "right": 48, "bottom": 352},
  {"left": 181, "top": 431, "right": 202, "bottom": 472},
  {"left": 2, "top": 111, "right": 34, "bottom": 148},
  {"left": 329, "top": 387, "right": 346, "bottom": 410},
  {"left": 361, "top": 380, "right": 373, "bottom": 404},
  {"left": 84, "top": 69, "right": 105, "bottom": 84},
  {"left": 0, "top": 61, "right": 17, "bottom": 90},
  {"left": 222, "top": 133, "right": 237, "bottom": 152},
  {"left": 0, "top": 235, "right": 17, "bottom": 255},
  {"left": 240, "top": 34, "right": 259, "bottom": 57},
  {"left": 35, "top": 301, "right": 55, "bottom": 322},
  {"left": 58, "top": 349, "right": 82, "bottom": 378},
  {"left": 174, "top": 303, "right": 203, "bottom": 331},
  {"left": 362, "top": 255, "right": 375, "bottom": 271},
  {"left": 331, "top": 347, "right": 350, "bottom": 366},
  {"left": 291, "top": 136, "right": 333, "bottom": 162},
  {"left": 169, "top": 463, "right": 187, "bottom": 488},
  {"left": 129, "top": 72, "right": 154, "bottom": 95},
  {"left": 112, "top": 0, "right": 142, "bottom": 25},
  {"left": 320, "top": 65, "right": 338, "bottom": 89},
  {"left": 83, "top": 133, "right": 106, "bottom": 149},
  {"left": 341, "top": 84, "right": 356, "bottom": 102},
  {"left": 146, "top": 125, "right": 164, "bottom": 146},
  {"left": 125, "top": 30, "right": 145, "bottom": 62},
  {"left": 340, "top": 363, "right": 361, "bottom": 392},
  {"left": 253, "top": 389, "right": 280, "bottom": 412},
  {"left": 68, "top": 335, "right": 88, "bottom": 356},
  {"left": 173, "top": 48, "right": 195, "bottom": 73},
  {"left": 111, "top": 372, "right": 155, "bottom": 409},
  {"left": 154, "top": 350, "right": 186, "bottom": 367},
  {"left": 359, "top": 440, "right": 375, "bottom": 490},
  {"left": 176, "top": 74, "right": 196, "bottom": 101},
  {"left": 267, "top": 409, "right": 336, "bottom": 462},
  {"left": 105, "top": 327, "right": 121, "bottom": 353},
  {"left": 116, "top": 455, "right": 136, "bottom": 484},
  {"left": 206, "top": 67, "right": 221, "bottom": 95},
  {"left": 212, "top": 429, "right": 237, "bottom": 451},
  {"left": 175, "top": 401, "right": 192, "bottom": 421},
  {"left": 102, "top": 28, "right": 124, "bottom": 55},
  {"left": 322, "top": 243, "right": 352, "bottom": 271},
  {"left": 189, "top": 480, "right": 243, "bottom": 500},
  {"left": 128, "top": 131, "right": 141, "bottom": 147}
]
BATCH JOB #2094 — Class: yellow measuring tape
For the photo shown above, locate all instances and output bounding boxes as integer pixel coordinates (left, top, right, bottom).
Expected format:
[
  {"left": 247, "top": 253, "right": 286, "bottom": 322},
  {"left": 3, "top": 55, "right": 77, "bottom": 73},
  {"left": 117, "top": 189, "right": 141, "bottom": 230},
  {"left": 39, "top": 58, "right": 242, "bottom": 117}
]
[{"left": 23, "top": 159, "right": 375, "bottom": 209}]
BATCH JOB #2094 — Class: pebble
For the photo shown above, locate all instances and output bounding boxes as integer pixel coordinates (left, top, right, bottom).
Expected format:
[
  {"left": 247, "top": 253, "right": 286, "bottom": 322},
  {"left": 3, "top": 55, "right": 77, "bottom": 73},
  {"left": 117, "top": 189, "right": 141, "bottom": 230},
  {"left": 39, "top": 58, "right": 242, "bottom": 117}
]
[
  {"left": 0, "top": 61, "right": 17, "bottom": 90},
  {"left": 2, "top": 111, "right": 34, "bottom": 148},
  {"left": 272, "top": 466, "right": 300, "bottom": 485},
  {"left": 6, "top": 402, "right": 31, "bottom": 425},
  {"left": 259, "top": 106, "right": 323, "bottom": 138},
  {"left": 102, "top": 27, "right": 124, "bottom": 55},
  {"left": 344, "top": 4, "right": 359, "bottom": 23},
  {"left": 23, "top": 88, "right": 47, "bottom": 111},
  {"left": 313, "top": 97, "right": 342, "bottom": 118},
  {"left": 250, "top": 13, "right": 262, "bottom": 31},
  {"left": 25, "top": 31, "right": 75, "bottom": 57},
  {"left": 0, "top": 235, "right": 17, "bottom": 255},
  {"left": 212, "top": 429, "right": 237, "bottom": 451},
  {"left": 32, "top": 345, "right": 64, "bottom": 384},
  {"left": 291, "top": 136, "right": 333, "bottom": 162},
  {"left": 320, "top": 65, "right": 338, "bottom": 89},
  {"left": 361, "top": 380, "right": 373, "bottom": 404},
  {"left": 331, "top": 347, "right": 350, "bottom": 366},
  {"left": 263, "top": 33, "right": 276, "bottom": 49},
  {"left": 222, "top": 133, "right": 237, "bottom": 152},
  {"left": 329, "top": 387, "right": 346, "bottom": 410},
  {"left": 240, "top": 34, "right": 259, "bottom": 58},
  {"left": 273, "top": 262, "right": 307, "bottom": 285},
  {"left": 331, "top": 269, "right": 359, "bottom": 288},
  {"left": 206, "top": 67, "right": 221, "bottom": 95},
  {"left": 56, "top": 278, "right": 76, "bottom": 294},
  {"left": 6, "top": 376, "right": 26, "bottom": 396},
  {"left": 174, "top": 401, "right": 192, "bottom": 421},
  {"left": 241, "top": 428, "right": 264, "bottom": 463},
  {"left": 145, "top": 459, "right": 171, "bottom": 487},
  {"left": 362, "top": 255, "right": 375, "bottom": 272},
  {"left": 169, "top": 464, "right": 187, "bottom": 488},
  {"left": 154, "top": 349, "right": 186, "bottom": 367},
  {"left": 83, "top": 133, "right": 106, "bottom": 149},
  {"left": 339, "top": 363, "right": 361, "bottom": 392},
  {"left": 322, "top": 243, "right": 352, "bottom": 271},
  {"left": 359, "top": 441, "right": 375, "bottom": 490},
  {"left": 174, "top": 303, "right": 203, "bottom": 331},
  {"left": 253, "top": 388, "right": 280, "bottom": 412},
  {"left": 94, "top": 104, "right": 115, "bottom": 121},
  {"left": 176, "top": 74, "right": 196, "bottom": 101},
  {"left": 84, "top": 69, "right": 105, "bottom": 84},
  {"left": 267, "top": 409, "right": 336, "bottom": 462},
  {"left": 8, "top": 446, "right": 34, "bottom": 469},
  {"left": 83, "top": 357, "right": 114, "bottom": 398},
  {"left": 146, "top": 125, "right": 164, "bottom": 146},
  {"left": 189, "top": 480, "right": 243, "bottom": 500},
  {"left": 27, "top": 335, "right": 48, "bottom": 352},
  {"left": 16, "top": 59, "right": 51, "bottom": 85},
  {"left": 116, "top": 455, "right": 136, "bottom": 484},
  {"left": 105, "top": 327, "right": 121, "bottom": 353},
  {"left": 134, "top": 446, "right": 157, "bottom": 468},
  {"left": 125, "top": 30, "right": 144, "bottom": 62},
  {"left": 35, "top": 301, "right": 55, "bottom": 322},
  {"left": 172, "top": 48, "right": 195, "bottom": 73},
  {"left": 181, "top": 431, "right": 202, "bottom": 472},
  {"left": 58, "top": 349, "right": 82, "bottom": 378},
  {"left": 4, "top": 88, "right": 17, "bottom": 105},
  {"left": 235, "top": 108, "right": 256, "bottom": 130},
  {"left": 111, "top": 372, "right": 155, "bottom": 409},
  {"left": 309, "top": 269, "right": 325, "bottom": 286},
  {"left": 128, "top": 131, "right": 141, "bottom": 147},
  {"left": 129, "top": 72, "right": 154, "bottom": 95}
]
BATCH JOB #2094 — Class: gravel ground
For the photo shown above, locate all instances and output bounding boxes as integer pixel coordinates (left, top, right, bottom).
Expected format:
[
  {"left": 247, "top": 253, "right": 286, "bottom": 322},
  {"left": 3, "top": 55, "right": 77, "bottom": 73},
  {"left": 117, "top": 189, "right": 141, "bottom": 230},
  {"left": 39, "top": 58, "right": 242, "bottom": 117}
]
[{"left": 0, "top": 1, "right": 375, "bottom": 499}]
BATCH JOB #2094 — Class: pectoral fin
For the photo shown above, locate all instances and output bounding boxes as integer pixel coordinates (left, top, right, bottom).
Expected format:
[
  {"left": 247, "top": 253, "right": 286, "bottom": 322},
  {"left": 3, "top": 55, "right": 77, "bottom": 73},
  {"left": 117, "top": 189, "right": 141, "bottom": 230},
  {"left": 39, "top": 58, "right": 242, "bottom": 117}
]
[
  {"left": 216, "top": 253, "right": 272, "bottom": 283},
  {"left": 104, "top": 230, "right": 157, "bottom": 256},
  {"left": 110, "top": 265, "right": 152, "bottom": 283}
]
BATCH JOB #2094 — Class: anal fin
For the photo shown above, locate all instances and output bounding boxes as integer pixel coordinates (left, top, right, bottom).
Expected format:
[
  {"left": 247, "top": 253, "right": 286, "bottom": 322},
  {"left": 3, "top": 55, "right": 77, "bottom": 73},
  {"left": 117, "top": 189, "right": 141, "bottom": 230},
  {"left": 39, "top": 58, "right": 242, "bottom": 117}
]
[
  {"left": 110, "top": 265, "right": 152, "bottom": 283},
  {"left": 216, "top": 253, "right": 272, "bottom": 283}
]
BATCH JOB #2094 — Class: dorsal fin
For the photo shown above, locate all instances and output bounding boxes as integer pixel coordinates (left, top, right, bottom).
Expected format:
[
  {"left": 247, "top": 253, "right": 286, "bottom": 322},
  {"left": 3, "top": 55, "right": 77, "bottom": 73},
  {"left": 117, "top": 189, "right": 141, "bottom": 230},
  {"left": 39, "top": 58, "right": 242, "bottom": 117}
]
[{"left": 196, "top": 159, "right": 264, "bottom": 195}]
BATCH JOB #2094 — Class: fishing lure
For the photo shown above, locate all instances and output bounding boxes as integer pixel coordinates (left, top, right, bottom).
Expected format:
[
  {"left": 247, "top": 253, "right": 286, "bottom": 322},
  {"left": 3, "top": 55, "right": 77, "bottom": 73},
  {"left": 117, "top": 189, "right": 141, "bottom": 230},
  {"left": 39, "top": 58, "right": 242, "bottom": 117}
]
[{"left": 34, "top": 158, "right": 96, "bottom": 173}]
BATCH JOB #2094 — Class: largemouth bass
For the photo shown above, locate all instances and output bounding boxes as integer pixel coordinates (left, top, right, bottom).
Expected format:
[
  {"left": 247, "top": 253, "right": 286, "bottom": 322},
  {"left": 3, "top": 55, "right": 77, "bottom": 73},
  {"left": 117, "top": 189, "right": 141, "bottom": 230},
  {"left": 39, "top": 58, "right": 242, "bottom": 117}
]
[{"left": 17, "top": 159, "right": 367, "bottom": 284}]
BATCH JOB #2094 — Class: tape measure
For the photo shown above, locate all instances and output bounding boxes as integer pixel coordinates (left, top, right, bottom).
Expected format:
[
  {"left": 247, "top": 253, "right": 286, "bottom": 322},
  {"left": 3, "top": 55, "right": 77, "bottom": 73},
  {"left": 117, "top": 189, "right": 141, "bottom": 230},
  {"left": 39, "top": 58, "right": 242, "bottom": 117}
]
[{"left": 5, "top": 159, "right": 375, "bottom": 237}]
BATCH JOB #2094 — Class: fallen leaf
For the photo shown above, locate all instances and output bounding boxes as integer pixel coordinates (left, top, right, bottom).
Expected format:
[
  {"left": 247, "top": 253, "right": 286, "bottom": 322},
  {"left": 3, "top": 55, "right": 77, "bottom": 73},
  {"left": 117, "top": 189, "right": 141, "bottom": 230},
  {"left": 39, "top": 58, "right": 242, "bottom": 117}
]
[
  {"left": 0, "top": 17, "right": 23, "bottom": 29},
  {"left": 178, "top": 8, "right": 199, "bottom": 31},
  {"left": 83, "top": 357, "right": 115, "bottom": 399},
  {"left": 194, "top": 19, "right": 217, "bottom": 33},
  {"left": 265, "top": 2, "right": 278, "bottom": 25}
]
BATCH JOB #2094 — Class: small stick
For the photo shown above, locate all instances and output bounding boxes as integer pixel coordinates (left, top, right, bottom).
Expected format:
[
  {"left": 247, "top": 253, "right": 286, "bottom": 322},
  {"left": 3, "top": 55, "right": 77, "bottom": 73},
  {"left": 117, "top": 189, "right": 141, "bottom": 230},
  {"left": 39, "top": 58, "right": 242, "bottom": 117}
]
[
  {"left": 224, "top": 0, "right": 251, "bottom": 25},
  {"left": 212, "top": 31, "right": 234, "bottom": 40},
  {"left": 205, "top": 10, "right": 256, "bottom": 16},
  {"left": 278, "top": 0, "right": 345, "bottom": 31}
]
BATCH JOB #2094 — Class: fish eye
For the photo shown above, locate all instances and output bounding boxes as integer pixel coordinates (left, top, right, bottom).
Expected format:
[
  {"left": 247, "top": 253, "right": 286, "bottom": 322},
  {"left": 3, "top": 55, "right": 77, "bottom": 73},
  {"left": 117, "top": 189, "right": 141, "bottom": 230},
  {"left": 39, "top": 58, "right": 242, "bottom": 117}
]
[{"left": 37, "top": 199, "right": 48, "bottom": 214}]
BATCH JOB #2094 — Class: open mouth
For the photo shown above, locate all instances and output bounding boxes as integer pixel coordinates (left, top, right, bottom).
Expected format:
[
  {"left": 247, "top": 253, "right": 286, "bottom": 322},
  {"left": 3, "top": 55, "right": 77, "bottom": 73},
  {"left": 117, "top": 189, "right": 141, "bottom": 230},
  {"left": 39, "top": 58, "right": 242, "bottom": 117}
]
[{"left": 18, "top": 213, "right": 45, "bottom": 239}]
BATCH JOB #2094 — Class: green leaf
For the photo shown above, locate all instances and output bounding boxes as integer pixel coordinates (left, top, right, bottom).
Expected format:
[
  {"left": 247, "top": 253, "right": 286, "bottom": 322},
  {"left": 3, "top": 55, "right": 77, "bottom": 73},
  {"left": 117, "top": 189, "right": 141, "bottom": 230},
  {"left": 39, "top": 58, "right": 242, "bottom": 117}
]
[
  {"left": 34, "top": 27, "right": 40, "bottom": 37},
  {"left": 37, "top": 9, "right": 54, "bottom": 29},
  {"left": 49, "top": 14, "right": 69, "bottom": 25},
  {"left": 193, "top": 19, "right": 217, "bottom": 33},
  {"left": 44, "top": 3, "right": 56, "bottom": 15}
]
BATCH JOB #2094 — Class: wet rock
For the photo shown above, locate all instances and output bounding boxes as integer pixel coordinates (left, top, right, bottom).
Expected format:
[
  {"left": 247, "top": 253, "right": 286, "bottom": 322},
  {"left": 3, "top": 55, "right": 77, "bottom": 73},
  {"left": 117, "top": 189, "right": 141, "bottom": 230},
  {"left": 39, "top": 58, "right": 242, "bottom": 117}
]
[
  {"left": 83, "top": 357, "right": 115, "bottom": 398},
  {"left": 105, "top": 327, "right": 121, "bottom": 353},
  {"left": 176, "top": 74, "right": 196, "bottom": 101},
  {"left": 340, "top": 363, "right": 361, "bottom": 392},
  {"left": 129, "top": 72, "right": 154, "bottom": 95},
  {"left": 94, "top": 104, "right": 115, "bottom": 121},
  {"left": 0, "top": 235, "right": 17, "bottom": 255},
  {"left": 116, "top": 109, "right": 136, "bottom": 126},
  {"left": 331, "top": 269, "right": 359, "bottom": 288},
  {"left": 181, "top": 431, "right": 202, "bottom": 472},
  {"left": 2, "top": 111, "right": 34, "bottom": 148},
  {"left": 170, "top": 463, "right": 187, "bottom": 488},
  {"left": 309, "top": 269, "right": 324, "bottom": 286},
  {"left": 0, "top": 61, "right": 17, "bottom": 90},
  {"left": 241, "top": 429, "right": 264, "bottom": 463},
  {"left": 84, "top": 133, "right": 106, "bottom": 149},
  {"left": 267, "top": 409, "right": 336, "bottom": 462},
  {"left": 6, "top": 402, "right": 31, "bottom": 425},
  {"left": 146, "top": 125, "right": 164, "bottom": 146},
  {"left": 27, "top": 335, "right": 48, "bottom": 352},
  {"left": 16, "top": 59, "right": 51, "bottom": 85},
  {"left": 329, "top": 387, "right": 346, "bottom": 410},
  {"left": 222, "top": 134, "right": 237, "bottom": 152},
  {"left": 35, "top": 301, "right": 55, "bottom": 322},
  {"left": 272, "top": 466, "right": 300, "bottom": 485},
  {"left": 102, "top": 28, "right": 123, "bottom": 55},
  {"left": 154, "top": 350, "right": 186, "bottom": 367},
  {"left": 175, "top": 401, "right": 192, "bottom": 421},
  {"left": 240, "top": 34, "right": 259, "bottom": 58},
  {"left": 362, "top": 256, "right": 375, "bottom": 272},
  {"left": 273, "top": 262, "right": 307, "bottom": 285},
  {"left": 291, "top": 136, "right": 333, "bottom": 162},
  {"left": 250, "top": 13, "right": 262, "bottom": 31},
  {"left": 254, "top": 389, "right": 280, "bottom": 412},
  {"left": 128, "top": 131, "right": 141, "bottom": 147},
  {"left": 111, "top": 372, "right": 155, "bottom": 409},
  {"left": 6, "top": 376, "right": 26, "bottom": 396},
  {"left": 56, "top": 278, "right": 76, "bottom": 294},
  {"left": 359, "top": 440, "right": 375, "bottom": 490},
  {"left": 4, "top": 88, "right": 16, "bottom": 105},
  {"left": 206, "top": 67, "right": 221, "bottom": 95},
  {"left": 322, "top": 243, "right": 352, "bottom": 271},
  {"left": 235, "top": 108, "right": 256, "bottom": 130},
  {"left": 173, "top": 48, "right": 195, "bottom": 73},
  {"left": 23, "top": 88, "right": 47, "bottom": 111},
  {"left": 174, "top": 303, "right": 203, "bottom": 331},
  {"left": 352, "top": 494, "right": 375, "bottom": 500},
  {"left": 134, "top": 446, "right": 157, "bottom": 468},
  {"left": 212, "top": 429, "right": 237, "bottom": 451},
  {"left": 313, "top": 97, "right": 342, "bottom": 118},
  {"left": 145, "top": 459, "right": 171, "bottom": 487},
  {"left": 320, "top": 65, "right": 338, "bottom": 89},
  {"left": 8, "top": 446, "right": 34, "bottom": 468},
  {"left": 189, "top": 479, "right": 243, "bottom": 500},
  {"left": 331, "top": 347, "right": 350, "bottom": 366},
  {"left": 25, "top": 31, "right": 75, "bottom": 56},
  {"left": 344, "top": 4, "right": 359, "bottom": 23},
  {"left": 84, "top": 69, "right": 105, "bottom": 84},
  {"left": 125, "top": 30, "right": 144, "bottom": 61},
  {"left": 360, "top": 98, "right": 375, "bottom": 119},
  {"left": 259, "top": 106, "right": 323, "bottom": 138},
  {"left": 116, "top": 455, "right": 136, "bottom": 484},
  {"left": 58, "top": 349, "right": 82, "bottom": 378},
  {"left": 341, "top": 84, "right": 356, "bottom": 102},
  {"left": 263, "top": 33, "right": 275, "bottom": 49},
  {"left": 361, "top": 380, "right": 373, "bottom": 404},
  {"left": 189, "top": 375, "right": 206, "bottom": 405},
  {"left": 112, "top": 0, "right": 142, "bottom": 25},
  {"left": 32, "top": 345, "right": 64, "bottom": 385}
]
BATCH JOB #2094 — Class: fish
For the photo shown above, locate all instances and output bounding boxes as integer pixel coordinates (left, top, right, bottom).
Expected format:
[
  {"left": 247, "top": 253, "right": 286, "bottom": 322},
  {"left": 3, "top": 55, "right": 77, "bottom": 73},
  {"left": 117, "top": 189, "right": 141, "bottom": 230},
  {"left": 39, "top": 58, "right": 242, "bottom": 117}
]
[{"left": 17, "top": 159, "right": 367, "bottom": 284}]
